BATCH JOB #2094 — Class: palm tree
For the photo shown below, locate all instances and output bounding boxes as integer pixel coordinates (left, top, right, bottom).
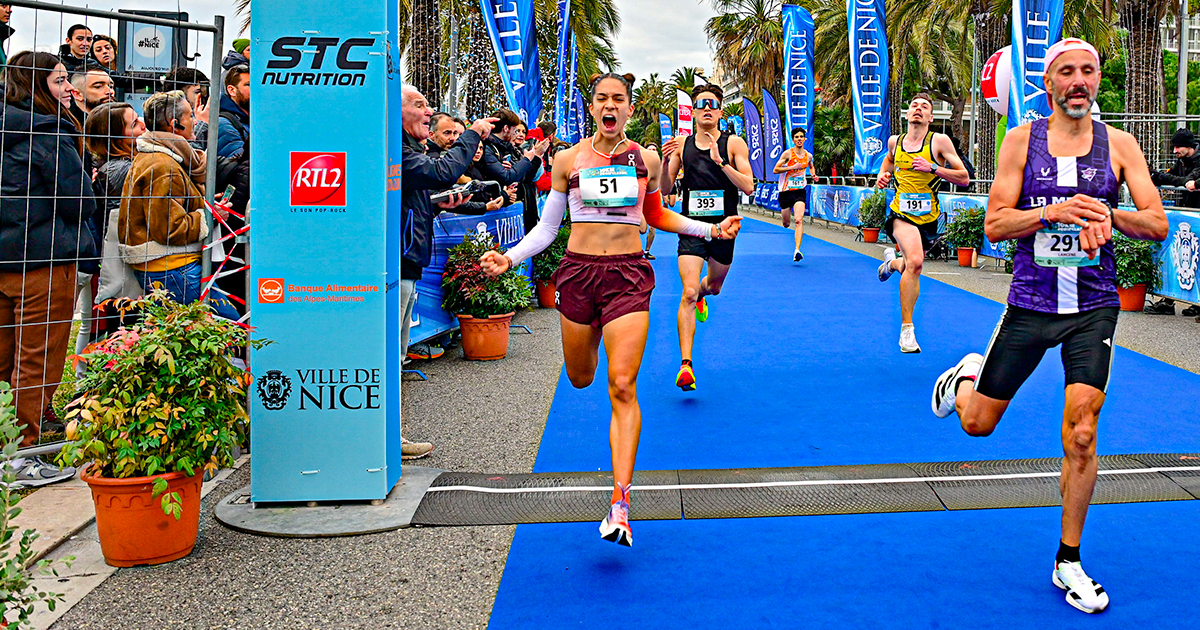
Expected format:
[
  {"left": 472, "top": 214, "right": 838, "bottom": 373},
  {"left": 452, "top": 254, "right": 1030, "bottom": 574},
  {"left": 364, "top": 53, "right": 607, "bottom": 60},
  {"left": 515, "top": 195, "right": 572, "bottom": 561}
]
[
  {"left": 671, "top": 67, "right": 705, "bottom": 92},
  {"left": 705, "top": 0, "right": 785, "bottom": 100},
  {"left": 1117, "top": 0, "right": 1173, "bottom": 155}
]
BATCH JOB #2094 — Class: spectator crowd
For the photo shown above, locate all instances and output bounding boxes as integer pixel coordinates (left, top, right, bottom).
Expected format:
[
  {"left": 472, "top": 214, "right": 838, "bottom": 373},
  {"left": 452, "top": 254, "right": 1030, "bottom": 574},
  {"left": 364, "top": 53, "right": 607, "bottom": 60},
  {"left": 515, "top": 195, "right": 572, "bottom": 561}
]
[{"left": 0, "top": 11, "right": 252, "bottom": 487}]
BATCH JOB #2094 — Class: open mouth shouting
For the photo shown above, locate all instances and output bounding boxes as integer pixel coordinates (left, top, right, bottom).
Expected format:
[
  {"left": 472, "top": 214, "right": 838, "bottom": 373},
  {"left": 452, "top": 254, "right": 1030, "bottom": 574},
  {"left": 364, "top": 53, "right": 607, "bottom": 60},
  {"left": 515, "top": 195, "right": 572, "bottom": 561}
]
[{"left": 601, "top": 113, "right": 619, "bottom": 132}]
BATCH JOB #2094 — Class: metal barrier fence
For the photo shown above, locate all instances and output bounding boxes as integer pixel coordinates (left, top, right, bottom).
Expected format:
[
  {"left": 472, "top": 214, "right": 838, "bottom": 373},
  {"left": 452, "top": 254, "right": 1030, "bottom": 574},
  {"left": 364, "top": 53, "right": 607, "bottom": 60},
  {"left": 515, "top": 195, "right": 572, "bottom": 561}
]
[{"left": 0, "top": 0, "right": 226, "bottom": 459}]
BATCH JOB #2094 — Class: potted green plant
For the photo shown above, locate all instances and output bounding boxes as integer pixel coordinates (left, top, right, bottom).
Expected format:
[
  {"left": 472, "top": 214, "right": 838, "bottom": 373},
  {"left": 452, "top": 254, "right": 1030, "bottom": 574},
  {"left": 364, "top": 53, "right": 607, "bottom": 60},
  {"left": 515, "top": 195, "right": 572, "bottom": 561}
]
[
  {"left": 0, "top": 383, "right": 70, "bottom": 628},
  {"left": 1112, "top": 231, "right": 1162, "bottom": 311},
  {"left": 858, "top": 189, "right": 887, "bottom": 243},
  {"left": 944, "top": 207, "right": 986, "bottom": 267},
  {"left": 532, "top": 223, "right": 570, "bottom": 308},
  {"left": 442, "top": 231, "right": 533, "bottom": 360},
  {"left": 59, "top": 290, "right": 268, "bottom": 567}
]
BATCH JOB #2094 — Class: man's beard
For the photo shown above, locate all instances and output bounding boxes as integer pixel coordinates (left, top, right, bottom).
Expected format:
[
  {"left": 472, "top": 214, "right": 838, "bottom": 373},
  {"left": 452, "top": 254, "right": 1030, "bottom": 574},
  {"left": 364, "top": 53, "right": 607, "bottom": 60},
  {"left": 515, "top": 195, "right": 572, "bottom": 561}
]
[
  {"left": 86, "top": 95, "right": 113, "bottom": 110},
  {"left": 1055, "top": 88, "right": 1094, "bottom": 120}
]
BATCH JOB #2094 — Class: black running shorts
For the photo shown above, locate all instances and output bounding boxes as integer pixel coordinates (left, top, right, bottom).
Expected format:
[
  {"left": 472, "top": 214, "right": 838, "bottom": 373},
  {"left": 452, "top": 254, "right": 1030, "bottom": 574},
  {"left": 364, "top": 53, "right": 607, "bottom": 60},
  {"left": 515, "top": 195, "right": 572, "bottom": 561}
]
[
  {"left": 975, "top": 305, "right": 1119, "bottom": 401},
  {"left": 884, "top": 214, "right": 939, "bottom": 252},
  {"left": 678, "top": 234, "right": 736, "bottom": 265},
  {"left": 778, "top": 188, "right": 808, "bottom": 211}
]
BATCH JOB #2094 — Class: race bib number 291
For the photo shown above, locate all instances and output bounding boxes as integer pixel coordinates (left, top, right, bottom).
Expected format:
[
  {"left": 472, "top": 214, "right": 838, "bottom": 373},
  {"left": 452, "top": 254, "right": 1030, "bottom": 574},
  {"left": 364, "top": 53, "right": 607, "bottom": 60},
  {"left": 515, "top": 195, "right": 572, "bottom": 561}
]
[{"left": 1034, "top": 225, "right": 1100, "bottom": 268}]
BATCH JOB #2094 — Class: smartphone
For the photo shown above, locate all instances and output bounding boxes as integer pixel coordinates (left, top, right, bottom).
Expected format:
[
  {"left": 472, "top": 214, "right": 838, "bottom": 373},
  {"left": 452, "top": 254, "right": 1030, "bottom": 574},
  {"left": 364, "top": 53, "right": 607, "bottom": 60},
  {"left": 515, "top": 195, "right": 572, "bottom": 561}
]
[{"left": 221, "top": 184, "right": 236, "bottom": 201}]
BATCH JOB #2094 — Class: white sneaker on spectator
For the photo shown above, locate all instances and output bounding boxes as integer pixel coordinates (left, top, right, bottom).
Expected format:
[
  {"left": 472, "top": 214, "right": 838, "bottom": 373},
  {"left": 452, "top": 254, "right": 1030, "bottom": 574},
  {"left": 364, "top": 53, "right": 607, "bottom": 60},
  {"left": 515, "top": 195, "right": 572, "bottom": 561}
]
[
  {"left": 3, "top": 456, "right": 76, "bottom": 488},
  {"left": 401, "top": 437, "right": 433, "bottom": 460}
]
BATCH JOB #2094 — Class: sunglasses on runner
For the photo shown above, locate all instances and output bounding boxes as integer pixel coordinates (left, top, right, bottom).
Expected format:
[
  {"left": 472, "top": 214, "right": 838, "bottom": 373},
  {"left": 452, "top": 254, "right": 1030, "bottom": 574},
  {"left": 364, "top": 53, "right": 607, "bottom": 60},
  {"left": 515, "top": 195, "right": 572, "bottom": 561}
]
[{"left": 694, "top": 98, "right": 721, "bottom": 111}]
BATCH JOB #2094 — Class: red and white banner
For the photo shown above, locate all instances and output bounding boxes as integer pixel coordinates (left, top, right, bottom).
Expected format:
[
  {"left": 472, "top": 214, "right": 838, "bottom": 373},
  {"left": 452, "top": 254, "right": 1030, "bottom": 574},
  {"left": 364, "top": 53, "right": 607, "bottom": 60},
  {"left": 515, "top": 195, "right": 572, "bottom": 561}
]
[{"left": 676, "top": 89, "right": 693, "bottom": 136}]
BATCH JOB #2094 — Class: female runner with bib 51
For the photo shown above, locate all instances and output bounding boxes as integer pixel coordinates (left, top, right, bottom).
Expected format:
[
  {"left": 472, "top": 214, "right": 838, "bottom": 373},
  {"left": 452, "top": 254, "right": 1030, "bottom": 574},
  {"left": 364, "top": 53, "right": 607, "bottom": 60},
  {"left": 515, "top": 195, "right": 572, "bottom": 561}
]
[{"left": 480, "top": 73, "right": 742, "bottom": 546}]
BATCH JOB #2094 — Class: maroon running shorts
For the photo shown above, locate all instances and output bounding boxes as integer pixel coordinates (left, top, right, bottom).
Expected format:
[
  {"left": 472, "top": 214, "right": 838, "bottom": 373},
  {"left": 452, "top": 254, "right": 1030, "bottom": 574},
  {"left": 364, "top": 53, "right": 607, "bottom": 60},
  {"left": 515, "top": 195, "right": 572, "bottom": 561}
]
[{"left": 552, "top": 250, "right": 655, "bottom": 328}]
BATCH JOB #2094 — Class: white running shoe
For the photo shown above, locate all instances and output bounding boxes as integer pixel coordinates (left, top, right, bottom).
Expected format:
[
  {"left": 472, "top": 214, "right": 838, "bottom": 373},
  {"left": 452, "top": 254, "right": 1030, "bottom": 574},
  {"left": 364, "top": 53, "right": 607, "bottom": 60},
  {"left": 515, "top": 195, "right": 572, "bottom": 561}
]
[
  {"left": 899, "top": 326, "right": 920, "bottom": 353},
  {"left": 1053, "top": 561, "right": 1109, "bottom": 614},
  {"left": 878, "top": 248, "right": 897, "bottom": 282},
  {"left": 931, "top": 353, "right": 984, "bottom": 417}
]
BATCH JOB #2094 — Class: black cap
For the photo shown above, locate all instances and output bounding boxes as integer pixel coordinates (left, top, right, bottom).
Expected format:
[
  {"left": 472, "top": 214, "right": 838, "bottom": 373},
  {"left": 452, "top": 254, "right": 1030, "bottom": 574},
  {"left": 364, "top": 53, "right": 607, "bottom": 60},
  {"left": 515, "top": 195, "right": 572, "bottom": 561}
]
[{"left": 1172, "top": 128, "right": 1196, "bottom": 149}]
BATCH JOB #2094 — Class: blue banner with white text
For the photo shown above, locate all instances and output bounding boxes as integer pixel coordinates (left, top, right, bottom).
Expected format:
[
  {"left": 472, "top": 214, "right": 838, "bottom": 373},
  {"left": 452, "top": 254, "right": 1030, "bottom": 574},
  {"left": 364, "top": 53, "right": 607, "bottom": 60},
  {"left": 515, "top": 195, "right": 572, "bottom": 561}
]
[
  {"left": 553, "top": 0, "right": 572, "bottom": 133},
  {"left": 781, "top": 5, "right": 815, "bottom": 155},
  {"left": 1154, "top": 210, "right": 1200, "bottom": 303},
  {"left": 730, "top": 115, "right": 744, "bottom": 137},
  {"left": 480, "top": 0, "right": 544, "bottom": 124},
  {"left": 761, "top": 89, "right": 785, "bottom": 182},
  {"left": 658, "top": 113, "right": 673, "bottom": 146},
  {"left": 1008, "top": 0, "right": 1063, "bottom": 129},
  {"left": 744, "top": 99, "right": 765, "bottom": 181},
  {"left": 848, "top": 0, "right": 890, "bottom": 173},
  {"left": 573, "top": 88, "right": 586, "bottom": 139}
]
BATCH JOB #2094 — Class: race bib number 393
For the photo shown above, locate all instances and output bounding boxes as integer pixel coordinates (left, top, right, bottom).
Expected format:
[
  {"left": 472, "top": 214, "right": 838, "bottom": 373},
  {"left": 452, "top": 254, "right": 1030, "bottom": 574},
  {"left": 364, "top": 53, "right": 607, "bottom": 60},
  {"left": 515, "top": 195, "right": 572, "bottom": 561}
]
[
  {"left": 898, "top": 192, "right": 932, "bottom": 216},
  {"left": 689, "top": 190, "right": 725, "bottom": 216},
  {"left": 579, "top": 165, "right": 639, "bottom": 208},
  {"left": 1034, "top": 225, "right": 1100, "bottom": 268}
]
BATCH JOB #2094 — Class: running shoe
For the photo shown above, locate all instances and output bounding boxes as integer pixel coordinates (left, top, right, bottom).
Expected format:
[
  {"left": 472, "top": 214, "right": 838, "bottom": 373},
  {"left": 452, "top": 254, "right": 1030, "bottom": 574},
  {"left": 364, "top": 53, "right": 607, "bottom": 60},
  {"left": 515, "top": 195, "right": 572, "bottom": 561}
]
[
  {"left": 793, "top": 250, "right": 803, "bottom": 262},
  {"left": 675, "top": 363, "right": 696, "bottom": 391},
  {"left": 878, "top": 248, "right": 897, "bottom": 282},
  {"left": 2, "top": 457, "right": 76, "bottom": 488},
  {"left": 644, "top": 251, "right": 656, "bottom": 260},
  {"left": 695, "top": 297, "right": 709, "bottom": 323},
  {"left": 406, "top": 342, "right": 444, "bottom": 361},
  {"left": 932, "top": 353, "right": 984, "bottom": 417},
  {"left": 899, "top": 326, "right": 921, "bottom": 353},
  {"left": 1053, "top": 561, "right": 1109, "bottom": 614},
  {"left": 599, "top": 486, "right": 633, "bottom": 546}
]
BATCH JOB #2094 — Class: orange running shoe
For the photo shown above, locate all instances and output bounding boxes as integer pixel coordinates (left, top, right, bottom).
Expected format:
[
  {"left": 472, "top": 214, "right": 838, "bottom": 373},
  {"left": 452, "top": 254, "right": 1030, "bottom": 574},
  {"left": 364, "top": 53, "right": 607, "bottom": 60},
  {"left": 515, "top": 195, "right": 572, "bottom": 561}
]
[{"left": 675, "top": 361, "right": 696, "bottom": 391}]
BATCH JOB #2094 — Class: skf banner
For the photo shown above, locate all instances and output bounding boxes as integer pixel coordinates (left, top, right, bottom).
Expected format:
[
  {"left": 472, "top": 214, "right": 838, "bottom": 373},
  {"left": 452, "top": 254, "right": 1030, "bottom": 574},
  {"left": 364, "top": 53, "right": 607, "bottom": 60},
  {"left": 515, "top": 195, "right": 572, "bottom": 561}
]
[
  {"left": 729, "top": 115, "right": 744, "bottom": 138},
  {"left": 743, "top": 98, "right": 765, "bottom": 181},
  {"left": 677, "top": 89, "right": 693, "bottom": 136},
  {"left": 480, "top": 0, "right": 544, "bottom": 123},
  {"left": 761, "top": 89, "right": 785, "bottom": 182},
  {"left": 781, "top": 5, "right": 815, "bottom": 155},
  {"left": 1008, "top": 0, "right": 1063, "bottom": 129},
  {"left": 847, "top": 0, "right": 890, "bottom": 174},
  {"left": 658, "top": 113, "right": 673, "bottom": 146},
  {"left": 250, "top": 0, "right": 394, "bottom": 501},
  {"left": 553, "top": 0, "right": 572, "bottom": 134}
]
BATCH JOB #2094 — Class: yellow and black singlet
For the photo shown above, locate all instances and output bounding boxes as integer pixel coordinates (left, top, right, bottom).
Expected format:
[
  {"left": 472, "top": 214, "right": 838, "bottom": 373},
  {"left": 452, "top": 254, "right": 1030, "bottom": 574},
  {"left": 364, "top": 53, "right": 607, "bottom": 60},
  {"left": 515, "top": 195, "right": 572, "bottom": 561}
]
[{"left": 889, "top": 131, "right": 940, "bottom": 225}]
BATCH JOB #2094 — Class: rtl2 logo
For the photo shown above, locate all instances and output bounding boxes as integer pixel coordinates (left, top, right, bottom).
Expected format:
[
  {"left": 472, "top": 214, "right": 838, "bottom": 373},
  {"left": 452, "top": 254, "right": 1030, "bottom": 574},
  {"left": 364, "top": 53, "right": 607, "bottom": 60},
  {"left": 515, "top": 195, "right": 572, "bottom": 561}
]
[{"left": 291, "top": 152, "right": 346, "bottom": 206}]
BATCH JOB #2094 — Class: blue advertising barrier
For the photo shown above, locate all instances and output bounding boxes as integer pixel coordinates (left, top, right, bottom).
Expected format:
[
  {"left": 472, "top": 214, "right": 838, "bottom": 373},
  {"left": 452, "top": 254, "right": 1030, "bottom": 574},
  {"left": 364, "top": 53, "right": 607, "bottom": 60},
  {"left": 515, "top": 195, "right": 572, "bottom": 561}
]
[
  {"left": 249, "top": 0, "right": 397, "bottom": 501},
  {"left": 409, "top": 203, "right": 530, "bottom": 345},
  {"left": 1155, "top": 209, "right": 1200, "bottom": 303},
  {"left": 938, "top": 193, "right": 1008, "bottom": 259}
]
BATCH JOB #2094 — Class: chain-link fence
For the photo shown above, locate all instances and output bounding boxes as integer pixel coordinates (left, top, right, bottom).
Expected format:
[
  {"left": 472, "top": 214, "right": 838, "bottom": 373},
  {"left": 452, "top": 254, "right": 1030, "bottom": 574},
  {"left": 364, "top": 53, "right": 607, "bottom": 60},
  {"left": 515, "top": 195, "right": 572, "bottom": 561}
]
[{"left": 0, "top": 0, "right": 228, "bottom": 462}]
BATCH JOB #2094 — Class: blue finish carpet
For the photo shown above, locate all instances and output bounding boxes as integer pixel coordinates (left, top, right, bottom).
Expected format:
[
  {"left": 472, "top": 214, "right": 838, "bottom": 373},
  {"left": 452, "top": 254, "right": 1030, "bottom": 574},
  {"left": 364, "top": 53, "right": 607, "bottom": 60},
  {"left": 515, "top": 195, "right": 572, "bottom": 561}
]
[{"left": 489, "top": 217, "right": 1200, "bottom": 628}]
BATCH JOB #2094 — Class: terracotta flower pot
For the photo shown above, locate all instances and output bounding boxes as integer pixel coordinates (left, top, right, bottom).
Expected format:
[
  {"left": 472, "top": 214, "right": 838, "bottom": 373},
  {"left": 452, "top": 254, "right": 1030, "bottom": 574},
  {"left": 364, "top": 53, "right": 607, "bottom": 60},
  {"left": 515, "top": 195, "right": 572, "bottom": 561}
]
[
  {"left": 862, "top": 227, "right": 881, "bottom": 243},
  {"left": 81, "top": 467, "right": 202, "bottom": 567},
  {"left": 1117, "top": 284, "right": 1147, "bottom": 312},
  {"left": 535, "top": 280, "right": 557, "bottom": 308},
  {"left": 457, "top": 312, "right": 514, "bottom": 360},
  {"left": 957, "top": 247, "right": 977, "bottom": 267}
]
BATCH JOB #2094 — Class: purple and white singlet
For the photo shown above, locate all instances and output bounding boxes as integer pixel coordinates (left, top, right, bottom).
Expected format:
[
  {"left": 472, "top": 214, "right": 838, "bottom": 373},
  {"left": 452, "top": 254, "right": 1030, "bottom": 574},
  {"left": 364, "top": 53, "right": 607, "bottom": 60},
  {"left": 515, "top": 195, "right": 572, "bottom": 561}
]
[{"left": 1008, "top": 119, "right": 1120, "bottom": 314}]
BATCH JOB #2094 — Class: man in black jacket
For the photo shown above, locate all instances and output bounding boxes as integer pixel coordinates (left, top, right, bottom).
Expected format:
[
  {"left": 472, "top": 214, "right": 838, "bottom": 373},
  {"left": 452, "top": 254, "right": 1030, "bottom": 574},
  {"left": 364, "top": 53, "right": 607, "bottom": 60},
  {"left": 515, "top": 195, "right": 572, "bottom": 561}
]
[
  {"left": 59, "top": 24, "right": 99, "bottom": 74},
  {"left": 0, "top": 5, "right": 14, "bottom": 67},
  {"left": 400, "top": 87, "right": 498, "bottom": 458},
  {"left": 477, "top": 108, "right": 549, "bottom": 234},
  {"left": 1146, "top": 128, "right": 1200, "bottom": 316}
]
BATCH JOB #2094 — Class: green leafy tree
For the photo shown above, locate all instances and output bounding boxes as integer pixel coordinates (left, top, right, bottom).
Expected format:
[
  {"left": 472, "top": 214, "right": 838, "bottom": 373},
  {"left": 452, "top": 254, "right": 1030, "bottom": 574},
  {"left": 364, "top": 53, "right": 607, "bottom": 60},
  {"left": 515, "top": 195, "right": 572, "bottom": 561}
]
[{"left": 705, "top": 0, "right": 785, "bottom": 100}]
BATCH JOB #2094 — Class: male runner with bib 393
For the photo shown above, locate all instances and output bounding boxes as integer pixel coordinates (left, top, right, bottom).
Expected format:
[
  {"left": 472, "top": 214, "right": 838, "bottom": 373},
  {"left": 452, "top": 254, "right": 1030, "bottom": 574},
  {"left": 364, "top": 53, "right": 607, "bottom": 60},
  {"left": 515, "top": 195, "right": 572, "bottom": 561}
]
[
  {"left": 930, "top": 39, "right": 1167, "bottom": 614},
  {"left": 875, "top": 93, "right": 970, "bottom": 352},
  {"left": 661, "top": 84, "right": 755, "bottom": 391}
]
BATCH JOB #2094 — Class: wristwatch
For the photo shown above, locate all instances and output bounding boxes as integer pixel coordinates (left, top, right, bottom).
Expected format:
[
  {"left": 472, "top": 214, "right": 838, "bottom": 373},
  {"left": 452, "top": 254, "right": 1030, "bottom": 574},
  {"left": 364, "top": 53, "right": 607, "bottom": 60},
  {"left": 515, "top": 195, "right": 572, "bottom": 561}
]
[{"left": 717, "top": 158, "right": 728, "bottom": 168}]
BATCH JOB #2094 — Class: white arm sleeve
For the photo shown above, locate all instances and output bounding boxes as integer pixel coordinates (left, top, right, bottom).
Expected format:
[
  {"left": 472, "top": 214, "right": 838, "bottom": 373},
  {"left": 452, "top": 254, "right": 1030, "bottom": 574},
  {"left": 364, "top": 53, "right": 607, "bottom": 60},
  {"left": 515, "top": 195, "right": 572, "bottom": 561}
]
[{"left": 504, "top": 189, "right": 566, "bottom": 267}]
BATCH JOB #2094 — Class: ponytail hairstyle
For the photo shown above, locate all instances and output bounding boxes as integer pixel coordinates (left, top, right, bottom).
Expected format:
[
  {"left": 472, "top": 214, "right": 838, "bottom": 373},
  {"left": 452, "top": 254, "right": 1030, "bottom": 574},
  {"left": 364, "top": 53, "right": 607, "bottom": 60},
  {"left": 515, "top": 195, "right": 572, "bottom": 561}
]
[{"left": 588, "top": 72, "right": 636, "bottom": 100}]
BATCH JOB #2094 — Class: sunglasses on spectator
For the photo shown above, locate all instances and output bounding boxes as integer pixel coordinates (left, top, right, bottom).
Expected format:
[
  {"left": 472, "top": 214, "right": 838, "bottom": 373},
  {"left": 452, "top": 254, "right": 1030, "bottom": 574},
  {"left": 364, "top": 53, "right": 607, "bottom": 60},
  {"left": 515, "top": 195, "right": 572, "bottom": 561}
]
[{"left": 694, "top": 98, "right": 721, "bottom": 111}]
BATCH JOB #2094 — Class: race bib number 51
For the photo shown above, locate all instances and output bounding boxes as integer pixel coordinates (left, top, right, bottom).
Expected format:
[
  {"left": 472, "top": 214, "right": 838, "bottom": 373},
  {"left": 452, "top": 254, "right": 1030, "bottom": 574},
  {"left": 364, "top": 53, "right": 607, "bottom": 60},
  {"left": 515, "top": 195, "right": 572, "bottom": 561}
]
[
  {"left": 1034, "top": 225, "right": 1099, "bottom": 267},
  {"left": 579, "top": 165, "right": 639, "bottom": 208}
]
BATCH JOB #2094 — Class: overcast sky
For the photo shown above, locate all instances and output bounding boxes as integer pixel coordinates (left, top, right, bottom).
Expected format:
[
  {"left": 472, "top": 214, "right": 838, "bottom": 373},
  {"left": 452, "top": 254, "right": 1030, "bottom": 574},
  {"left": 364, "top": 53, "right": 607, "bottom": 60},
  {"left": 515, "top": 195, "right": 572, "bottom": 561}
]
[
  {"left": 4, "top": 0, "right": 715, "bottom": 85},
  {"left": 611, "top": 0, "right": 718, "bottom": 83}
]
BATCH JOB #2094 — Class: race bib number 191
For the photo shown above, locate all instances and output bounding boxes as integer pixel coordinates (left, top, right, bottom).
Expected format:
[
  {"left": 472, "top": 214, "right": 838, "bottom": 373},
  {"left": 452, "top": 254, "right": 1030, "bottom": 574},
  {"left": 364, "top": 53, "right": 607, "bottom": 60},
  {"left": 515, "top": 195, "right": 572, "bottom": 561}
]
[
  {"left": 689, "top": 190, "right": 725, "bottom": 216},
  {"left": 579, "top": 165, "right": 639, "bottom": 208},
  {"left": 898, "top": 192, "right": 932, "bottom": 216},
  {"left": 1034, "top": 225, "right": 1100, "bottom": 267}
]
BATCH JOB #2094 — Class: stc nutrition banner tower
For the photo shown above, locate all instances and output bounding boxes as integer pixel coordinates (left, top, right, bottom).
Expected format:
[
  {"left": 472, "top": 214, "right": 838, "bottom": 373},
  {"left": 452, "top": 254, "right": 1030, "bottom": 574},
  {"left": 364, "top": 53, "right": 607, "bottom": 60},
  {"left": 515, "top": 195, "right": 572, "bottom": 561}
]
[{"left": 249, "top": 0, "right": 401, "bottom": 502}]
